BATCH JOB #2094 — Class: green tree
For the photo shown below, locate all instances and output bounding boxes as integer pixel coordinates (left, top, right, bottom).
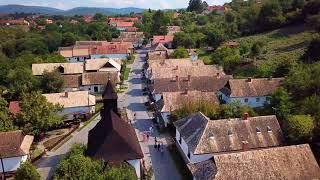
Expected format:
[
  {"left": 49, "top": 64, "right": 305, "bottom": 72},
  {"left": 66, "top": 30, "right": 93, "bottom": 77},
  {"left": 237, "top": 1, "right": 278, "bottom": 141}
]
[
  {"left": 300, "top": 95, "right": 320, "bottom": 125},
  {"left": 104, "top": 164, "right": 137, "bottom": 180},
  {"left": 270, "top": 87, "right": 293, "bottom": 120},
  {"left": 40, "top": 70, "right": 64, "bottom": 93},
  {"left": 93, "top": 13, "right": 106, "bottom": 22},
  {"left": 170, "top": 47, "right": 189, "bottom": 58},
  {"left": 211, "top": 46, "right": 241, "bottom": 73},
  {"left": 151, "top": 10, "right": 169, "bottom": 35},
  {"left": 54, "top": 147, "right": 104, "bottom": 180},
  {"left": 286, "top": 115, "right": 314, "bottom": 143},
  {"left": 250, "top": 41, "right": 265, "bottom": 61},
  {"left": 15, "top": 161, "right": 41, "bottom": 180},
  {"left": 219, "top": 101, "right": 256, "bottom": 119},
  {"left": 16, "top": 91, "right": 63, "bottom": 136},
  {"left": 258, "top": 1, "right": 286, "bottom": 30},
  {"left": 303, "top": 37, "right": 320, "bottom": 64},
  {"left": 187, "top": 0, "right": 205, "bottom": 13},
  {"left": 0, "top": 96, "right": 15, "bottom": 132},
  {"left": 61, "top": 32, "right": 77, "bottom": 46}
]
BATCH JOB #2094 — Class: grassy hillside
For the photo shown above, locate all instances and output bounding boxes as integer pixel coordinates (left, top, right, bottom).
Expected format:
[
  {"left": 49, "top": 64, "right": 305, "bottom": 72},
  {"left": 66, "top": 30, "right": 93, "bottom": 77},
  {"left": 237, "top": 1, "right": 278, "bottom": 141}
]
[
  {"left": 200, "top": 25, "right": 319, "bottom": 77},
  {"left": 237, "top": 25, "right": 318, "bottom": 64}
]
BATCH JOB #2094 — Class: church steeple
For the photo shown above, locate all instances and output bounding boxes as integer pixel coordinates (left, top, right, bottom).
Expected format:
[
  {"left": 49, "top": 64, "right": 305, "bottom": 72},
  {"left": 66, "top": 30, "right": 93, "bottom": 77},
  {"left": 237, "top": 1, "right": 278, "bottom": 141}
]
[{"left": 103, "top": 78, "right": 118, "bottom": 114}]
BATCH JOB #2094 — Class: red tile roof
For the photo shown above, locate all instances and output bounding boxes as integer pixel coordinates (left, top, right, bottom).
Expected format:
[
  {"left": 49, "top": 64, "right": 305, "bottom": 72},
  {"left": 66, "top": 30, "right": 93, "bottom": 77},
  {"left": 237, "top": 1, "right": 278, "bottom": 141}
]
[
  {"left": 115, "top": 21, "right": 134, "bottom": 27},
  {"left": 208, "top": 5, "right": 225, "bottom": 11},
  {"left": 9, "top": 101, "right": 21, "bottom": 117},
  {"left": 89, "top": 42, "right": 133, "bottom": 54},
  {"left": 0, "top": 18, "right": 27, "bottom": 25},
  {"left": 152, "top": 35, "right": 174, "bottom": 44}
]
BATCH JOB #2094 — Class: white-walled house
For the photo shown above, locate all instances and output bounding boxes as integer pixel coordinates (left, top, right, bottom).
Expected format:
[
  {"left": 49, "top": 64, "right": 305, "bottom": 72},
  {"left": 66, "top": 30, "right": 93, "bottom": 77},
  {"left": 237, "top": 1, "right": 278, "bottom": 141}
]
[
  {"left": 219, "top": 77, "right": 284, "bottom": 108},
  {"left": 173, "top": 112, "right": 284, "bottom": 179},
  {"left": 0, "top": 131, "right": 34, "bottom": 173},
  {"left": 43, "top": 91, "right": 96, "bottom": 117}
]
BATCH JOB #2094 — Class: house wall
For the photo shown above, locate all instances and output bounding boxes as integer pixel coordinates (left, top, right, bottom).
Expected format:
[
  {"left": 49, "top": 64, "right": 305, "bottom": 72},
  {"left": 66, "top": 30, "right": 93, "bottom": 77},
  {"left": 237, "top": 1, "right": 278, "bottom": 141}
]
[
  {"left": 161, "top": 112, "right": 170, "bottom": 127},
  {"left": 90, "top": 54, "right": 128, "bottom": 59},
  {"left": 175, "top": 130, "right": 213, "bottom": 164},
  {"left": 127, "top": 159, "right": 141, "bottom": 179},
  {"left": 80, "top": 85, "right": 105, "bottom": 94},
  {"left": 0, "top": 155, "right": 28, "bottom": 172},
  {"left": 67, "top": 56, "right": 87, "bottom": 62},
  {"left": 64, "top": 87, "right": 81, "bottom": 92},
  {"left": 60, "top": 106, "right": 95, "bottom": 116},
  {"left": 219, "top": 91, "right": 270, "bottom": 108}
]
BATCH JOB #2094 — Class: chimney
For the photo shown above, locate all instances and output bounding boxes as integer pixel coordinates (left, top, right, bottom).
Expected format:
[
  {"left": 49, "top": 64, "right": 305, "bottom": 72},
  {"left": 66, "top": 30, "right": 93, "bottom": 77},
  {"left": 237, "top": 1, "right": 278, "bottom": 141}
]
[
  {"left": 188, "top": 75, "right": 191, "bottom": 81},
  {"left": 216, "top": 72, "right": 220, "bottom": 78},
  {"left": 247, "top": 77, "right": 252, "bottom": 82},
  {"left": 65, "top": 92, "right": 69, "bottom": 97},
  {"left": 174, "top": 65, "right": 179, "bottom": 70},
  {"left": 242, "top": 141, "right": 249, "bottom": 151},
  {"left": 268, "top": 76, "right": 273, "bottom": 80},
  {"left": 243, "top": 112, "right": 248, "bottom": 120},
  {"left": 175, "top": 75, "right": 179, "bottom": 82}
]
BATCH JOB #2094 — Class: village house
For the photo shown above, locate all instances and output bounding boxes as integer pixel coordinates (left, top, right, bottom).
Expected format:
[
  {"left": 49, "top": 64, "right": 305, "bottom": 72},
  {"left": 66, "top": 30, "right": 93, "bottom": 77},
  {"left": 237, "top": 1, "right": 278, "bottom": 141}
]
[
  {"left": 219, "top": 77, "right": 284, "bottom": 108},
  {"left": 83, "top": 15, "right": 94, "bottom": 23},
  {"left": 43, "top": 91, "right": 96, "bottom": 119},
  {"left": 59, "top": 41, "right": 133, "bottom": 61},
  {"left": 0, "top": 18, "right": 29, "bottom": 26},
  {"left": 188, "top": 144, "right": 320, "bottom": 180},
  {"left": 108, "top": 17, "right": 139, "bottom": 24},
  {"left": 0, "top": 131, "right": 34, "bottom": 175},
  {"left": 32, "top": 61, "right": 120, "bottom": 93},
  {"left": 150, "top": 75, "right": 230, "bottom": 102},
  {"left": 155, "top": 91, "right": 219, "bottom": 127},
  {"left": 152, "top": 35, "right": 174, "bottom": 49},
  {"left": 87, "top": 79, "right": 144, "bottom": 179},
  {"left": 174, "top": 112, "right": 287, "bottom": 179},
  {"left": 147, "top": 43, "right": 173, "bottom": 60},
  {"left": 205, "top": 5, "right": 226, "bottom": 14},
  {"left": 167, "top": 26, "right": 182, "bottom": 35},
  {"left": 111, "top": 21, "right": 135, "bottom": 31},
  {"left": 112, "top": 32, "right": 144, "bottom": 48},
  {"left": 174, "top": 113, "right": 283, "bottom": 164},
  {"left": 45, "top": 19, "right": 53, "bottom": 24}
]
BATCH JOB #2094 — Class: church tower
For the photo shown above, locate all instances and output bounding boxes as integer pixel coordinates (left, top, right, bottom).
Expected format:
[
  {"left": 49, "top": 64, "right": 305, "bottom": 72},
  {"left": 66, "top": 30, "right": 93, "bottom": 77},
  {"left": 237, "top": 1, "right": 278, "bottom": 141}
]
[{"left": 102, "top": 79, "right": 118, "bottom": 114}]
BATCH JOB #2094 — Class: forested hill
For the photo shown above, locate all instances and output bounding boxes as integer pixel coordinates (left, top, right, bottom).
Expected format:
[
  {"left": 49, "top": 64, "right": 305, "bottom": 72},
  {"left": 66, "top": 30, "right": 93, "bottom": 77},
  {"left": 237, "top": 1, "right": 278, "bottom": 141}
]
[{"left": 0, "top": 4, "right": 145, "bottom": 15}]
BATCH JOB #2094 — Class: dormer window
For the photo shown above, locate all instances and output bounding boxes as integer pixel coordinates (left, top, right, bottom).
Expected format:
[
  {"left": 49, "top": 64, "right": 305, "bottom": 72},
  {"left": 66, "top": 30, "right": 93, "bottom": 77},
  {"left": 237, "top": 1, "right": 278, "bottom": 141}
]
[
  {"left": 209, "top": 132, "right": 215, "bottom": 140},
  {"left": 267, "top": 126, "right": 272, "bottom": 132},
  {"left": 256, "top": 127, "right": 261, "bottom": 133}
]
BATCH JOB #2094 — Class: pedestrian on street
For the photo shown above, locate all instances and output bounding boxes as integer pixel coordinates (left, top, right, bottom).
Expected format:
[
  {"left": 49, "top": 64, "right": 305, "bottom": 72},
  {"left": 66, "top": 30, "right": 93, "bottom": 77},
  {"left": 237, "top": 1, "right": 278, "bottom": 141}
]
[
  {"left": 157, "top": 143, "right": 160, "bottom": 151},
  {"left": 160, "top": 145, "right": 164, "bottom": 156},
  {"left": 146, "top": 133, "right": 150, "bottom": 141},
  {"left": 154, "top": 137, "right": 157, "bottom": 148}
]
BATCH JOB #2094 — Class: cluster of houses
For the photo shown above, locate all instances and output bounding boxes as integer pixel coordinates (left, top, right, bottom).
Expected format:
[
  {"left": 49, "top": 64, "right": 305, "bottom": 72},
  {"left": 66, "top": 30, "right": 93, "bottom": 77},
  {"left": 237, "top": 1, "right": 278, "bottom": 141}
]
[
  {"left": 144, "top": 42, "right": 320, "bottom": 179},
  {"left": 108, "top": 17, "right": 139, "bottom": 32}
]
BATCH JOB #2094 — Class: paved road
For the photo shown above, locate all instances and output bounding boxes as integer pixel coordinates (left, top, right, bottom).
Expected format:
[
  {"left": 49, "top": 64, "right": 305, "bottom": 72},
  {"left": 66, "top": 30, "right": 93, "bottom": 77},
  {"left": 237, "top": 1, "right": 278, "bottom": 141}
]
[
  {"left": 119, "top": 50, "right": 182, "bottom": 180},
  {"left": 36, "top": 115, "right": 100, "bottom": 180}
]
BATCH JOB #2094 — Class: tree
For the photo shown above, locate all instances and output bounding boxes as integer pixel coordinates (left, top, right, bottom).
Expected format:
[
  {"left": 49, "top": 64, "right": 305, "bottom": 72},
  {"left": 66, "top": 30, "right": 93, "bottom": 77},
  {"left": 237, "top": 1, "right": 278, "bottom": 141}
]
[
  {"left": 55, "top": 144, "right": 104, "bottom": 180},
  {"left": 0, "top": 96, "right": 15, "bottom": 132},
  {"left": 219, "top": 101, "right": 256, "bottom": 119},
  {"left": 151, "top": 10, "right": 169, "bottom": 35},
  {"left": 211, "top": 46, "right": 241, "bottom": 73},
  {"left": 170, "top": 47, "right": 189, "bottom": 58},
  {"left": 93, "top": 13, "right": 105, "bottom": 22},
  {"left": 286, "top": 115, "right": 314, "bottom": 143},
  {"left": 187, "top": 0, "right": 205, "bottom": 13},
  {"left": 303, "top": 38, "right": 320, "bottom": 64},
  {"left": 300, "top": 95, "right": 320, "bottom": 125},
  {"left": 16, "top": 91, "right": 63, "bottom": 136},
  {"left": 258, "top": 1, "right": 286, "bottom": 30},
  {"left": 104, "top": 164, "right": 137, "bottom": 180},
  {"left": 250, "top": 41, "right": 265, "bottom": 61},
  {"left": 270, "top": 87, "right": 293, "bottom": 120},
  {"left": 15, "top": 161, "right": 40, "bottom": 180},
  {"left": 61, "top": 32, "right": 77, "bottom": 46},
  {"left": 40, "top": 70, "right": 64, "bottom": 93}
]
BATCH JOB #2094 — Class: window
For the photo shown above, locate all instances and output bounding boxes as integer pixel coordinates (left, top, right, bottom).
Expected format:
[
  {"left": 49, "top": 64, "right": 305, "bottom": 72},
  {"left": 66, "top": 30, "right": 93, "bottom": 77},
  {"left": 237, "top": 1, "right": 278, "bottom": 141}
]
[
  {"left": 256, "top": 98, "right": 260, "bottom": 102},
  {"left": 94, "top": 86, "right": 99, "bottom": 92},
  {"left": 244, "top": 98, "right": 248, "bottom": 103}
]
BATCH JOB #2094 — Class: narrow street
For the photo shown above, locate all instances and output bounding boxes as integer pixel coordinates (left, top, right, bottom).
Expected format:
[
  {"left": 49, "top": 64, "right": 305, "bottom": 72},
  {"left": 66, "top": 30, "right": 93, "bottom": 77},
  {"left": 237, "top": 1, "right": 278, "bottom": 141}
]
[
  {"left": 119, "top": 50, "right": 182, "bottom": 180},
  {"left": 36, "top": 49, "right": 181, "bottom": 180}
]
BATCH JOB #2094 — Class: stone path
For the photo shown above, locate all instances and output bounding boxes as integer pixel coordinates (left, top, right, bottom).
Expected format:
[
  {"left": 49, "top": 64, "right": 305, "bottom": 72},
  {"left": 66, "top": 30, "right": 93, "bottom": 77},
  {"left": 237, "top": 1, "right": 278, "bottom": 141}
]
[{"left": 118, "top": 49, "right": 182, "bottom": 180}]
